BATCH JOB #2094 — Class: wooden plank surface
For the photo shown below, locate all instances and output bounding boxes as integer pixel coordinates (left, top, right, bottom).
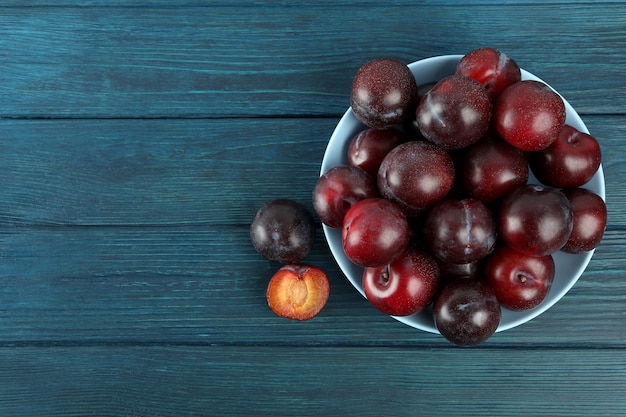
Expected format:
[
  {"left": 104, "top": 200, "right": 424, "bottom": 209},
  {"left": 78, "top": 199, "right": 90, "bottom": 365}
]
[
  {"left": 0, "top": 2, "right": 625, "bottom": 416},
  {"left": 1, "top": 226, "right": 625, "bottom": 347},
  {"left": 0, "top": 116, "right": 623, "bottom": 226},
  {"left": 0, "top": 346, "right": 624, "bottom": 417},
  {"left": 0, "top": 116, "right": 624, "bottom": 348},
  {"left": 0, "top": 4, "right": 624, "bottom": 117}
]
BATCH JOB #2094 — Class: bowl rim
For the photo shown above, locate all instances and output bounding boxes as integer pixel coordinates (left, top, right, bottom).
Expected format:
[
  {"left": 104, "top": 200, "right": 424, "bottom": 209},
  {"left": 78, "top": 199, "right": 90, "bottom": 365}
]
[{"left": 320, "top": 54, "right": 606, "bottom": 334}]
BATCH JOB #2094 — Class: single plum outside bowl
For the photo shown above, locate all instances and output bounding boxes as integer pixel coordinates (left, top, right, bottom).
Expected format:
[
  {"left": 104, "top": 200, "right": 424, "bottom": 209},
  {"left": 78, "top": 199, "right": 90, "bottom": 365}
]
[{"left": 320, "top": 55, "right": 606, "bottom": 334}]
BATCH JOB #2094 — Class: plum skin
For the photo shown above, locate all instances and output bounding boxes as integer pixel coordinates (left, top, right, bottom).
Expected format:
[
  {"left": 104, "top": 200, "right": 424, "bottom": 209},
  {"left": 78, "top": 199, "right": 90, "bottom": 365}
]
[
  {"left": 350, "top": 58, "right": 418, "bottom": 129},
  {"left": 362, "top": 248, "right": 440, "bottom": 317},
  {"left": 347, "top": 128, "right": 409, "bottom": 178},
  {"left": 497, "top": 185, "right": 573, "bottom": 257},
  {"left": 455, "top": 47, "right": 521, "bottom": 99},
  {"left": 529, "top": 125, "right": 602, "bottom": 188},
  {"left": 377, "top": 141, "right": 455, "bottom": 213},
  {"left": 342, "top": 198, "right": 410, "bottom": 267},
  {"left": 250, "top": 199, "right": 316, "bottom": 264},
  {"left": 561, "top": 188, "right": 607, "bottom": 253},
  {"left": 416, "top": 74, "right": 493, "bottom": 150},
  {"left": 423, "top": 198, "right": 497, "bottom": 264},
  {"left": 485, "top": 243, "right": 555, "bottom": 311},
  {"left": 313, "top": 165, "right": 377, "bottom": 229},
  {"left": 433, "top": 278, "right": 502, "bottom": 347},
  {"left": 494, "top": 80, "right": 566, "bottom": 152},
  {"left": 459, "top": 135, "right": 529, "bottom": 203}
]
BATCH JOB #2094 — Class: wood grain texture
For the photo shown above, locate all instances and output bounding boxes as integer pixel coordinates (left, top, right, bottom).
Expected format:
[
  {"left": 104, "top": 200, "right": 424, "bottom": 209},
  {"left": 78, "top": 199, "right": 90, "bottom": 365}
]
[
  {"left": 0, "top": 118, "right": 332, "bottom": 226},
  {"left": 0, "top": 346, "right": 624, "bottom": 417},
  {"left": 0, "top": 115, "right": 622, "bottom": 226},
  {"left": 4, "top": 1, "right": 626, "bottom": 5},
  {"left": 0, "top": 4, "right": 624, "bottom": 117},
  {"left": 1, "top": 2, "right": 625, "bottom": 416},
  {"left": 0, "top": 115, "right": 622, "bottom": 348},
  {"left": 0, "top": 225, "right": 625, "bottom": 347}
]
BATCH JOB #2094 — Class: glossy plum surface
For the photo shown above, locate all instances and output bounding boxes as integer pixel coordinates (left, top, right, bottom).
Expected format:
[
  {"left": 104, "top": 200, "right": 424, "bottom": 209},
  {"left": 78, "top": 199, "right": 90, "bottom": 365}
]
[
  {"left": 455, "top": 47, "right": 521, "bottom": 99},
  {"left": 362, "top": 247, "right": 440, "bottom": 316},
  {"left": 403, "top": 81, "right": 437, "bottom": 140},
  {"left": 347, "top": 128, "right": 409, "bottom": 178},
  {"left": 423, "top": 198, "right": 497, "bottom": 264},
  {"left": 377, "top": 141, "right": 454, "bottom": 213},
  {"left": 250, "top": 199, "right": 316, "bottom": 264},
  {"left": 529, "top": 124, "right": 602, "bottom": 188},
  {"left": 561, "top": 187, "right": 607, "bottom": 253},
  {"left": 485, "top": 243, "right": 555, "bottom": 311},
  {"left": 416, "top": 75, "right": 492, "bottom": 149},
  {"left": 494, "top": 80, "right": 566, "bottom": 151},
  {"left": 459, "top": 135, "right": 529, "bottom": 203},
  {"left": 497, "top": 185, "right": 573, "bottom": 257},
  {"left": 313, "top": 165, "right": 377, "bottom": 228},
  {"left": 350, "top": 58, "right": 418, "bottom": 129},
  {"left": 433, "top": 278, "right": 502, "bottom": 346},
  {"left": 342, "top": 198, "right": 410, "bottom": 267}
]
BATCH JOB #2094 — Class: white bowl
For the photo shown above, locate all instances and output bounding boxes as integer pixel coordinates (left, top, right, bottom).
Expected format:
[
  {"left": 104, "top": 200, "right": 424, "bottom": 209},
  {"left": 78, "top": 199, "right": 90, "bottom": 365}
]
[{"left": 321, "top": 55, "right": 606, "bottom": 334}]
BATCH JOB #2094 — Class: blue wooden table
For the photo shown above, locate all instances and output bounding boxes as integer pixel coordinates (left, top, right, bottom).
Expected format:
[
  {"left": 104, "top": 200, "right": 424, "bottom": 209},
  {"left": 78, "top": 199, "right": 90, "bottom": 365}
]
[{"left": 1, "top": 2, "right": 624, "bottom": 416}]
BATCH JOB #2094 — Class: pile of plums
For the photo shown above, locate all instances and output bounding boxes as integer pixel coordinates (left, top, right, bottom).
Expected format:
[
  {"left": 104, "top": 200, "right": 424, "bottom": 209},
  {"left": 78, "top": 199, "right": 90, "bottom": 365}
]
[{"left": 313, "top": 48, "right": 607, "bottom": 346}]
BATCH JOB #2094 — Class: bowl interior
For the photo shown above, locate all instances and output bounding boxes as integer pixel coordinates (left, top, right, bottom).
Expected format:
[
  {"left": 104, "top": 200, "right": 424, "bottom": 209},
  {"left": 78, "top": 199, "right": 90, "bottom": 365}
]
[{"left": 321, "top": 55, "right": 605, "bottom": 334}]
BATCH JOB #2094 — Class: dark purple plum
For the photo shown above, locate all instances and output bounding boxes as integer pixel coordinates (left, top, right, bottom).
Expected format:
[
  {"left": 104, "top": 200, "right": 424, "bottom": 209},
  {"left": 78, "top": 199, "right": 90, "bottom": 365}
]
[
  {"left": 497, "top": 185, "right": 573, "bottom": 257},
  {"left": 313, "top": 165, "right": 377, "bottom": 229},
  {"left": 416, "top": 75, "right": 492, "bottom": 149},
  {"left": 347, "top": 128, "right": 409, "bottom": 178},
  {"left": 529, "top": 125, "right": 602, "bottom": 188},
  {"left": 459, "top": 135, "right": 529, "bottom": 203},
  {"left": 378, "top": 141, "right": 454, "bottom": 214},
  {"left": 350, "top": 58, "right": 418, "bottom": 129},
  {"left": 250, "top": 199, "right": 315, "bottom": 263},
  {"left": 423, "top": 198, "right": 497, "bottom": 264},
  {"left": 433, "top": 278, "right": 501, "bottom": 346}
]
